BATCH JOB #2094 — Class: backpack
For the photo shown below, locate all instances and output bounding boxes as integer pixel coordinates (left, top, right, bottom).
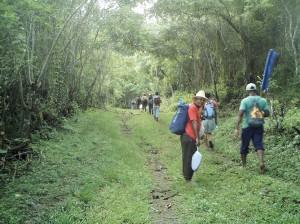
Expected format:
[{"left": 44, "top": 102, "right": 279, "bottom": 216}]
[
  {"left": 248, "top": 99, "right": 264, "bottom": 127},
  {"left": 169, "top": 104, "right": 189, "bottom": 135},
  {"left": 204, "top": 101, "right": 215, "bottom": 119},
  {"left": 153, "top": 96, "right": 161, "bottom": 105}
]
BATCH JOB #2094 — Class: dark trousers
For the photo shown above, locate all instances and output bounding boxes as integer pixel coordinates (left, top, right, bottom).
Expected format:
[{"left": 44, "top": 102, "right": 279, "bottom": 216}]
[
  {"left": 148, "top": 104, "right": 153, "bottom": 114},
  {"left": 180, "top": 132, "right": 197, "bottom": 180}
]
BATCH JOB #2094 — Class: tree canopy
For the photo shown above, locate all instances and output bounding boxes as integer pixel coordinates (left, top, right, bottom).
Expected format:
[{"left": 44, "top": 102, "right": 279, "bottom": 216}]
[{"left": 0, "top": 0, "right": 299, "bottom": 138}]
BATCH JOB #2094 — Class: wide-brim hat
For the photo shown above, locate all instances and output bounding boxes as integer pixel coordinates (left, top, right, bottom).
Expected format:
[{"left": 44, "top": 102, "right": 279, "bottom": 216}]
[{"left": 193, "top": 90, "right": 207, "bottom": 99}]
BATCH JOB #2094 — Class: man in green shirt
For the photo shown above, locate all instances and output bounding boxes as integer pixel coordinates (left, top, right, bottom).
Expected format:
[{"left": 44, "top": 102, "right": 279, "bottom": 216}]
[{"left": 234, "top": 83, "right": 270, "bottom": 173}]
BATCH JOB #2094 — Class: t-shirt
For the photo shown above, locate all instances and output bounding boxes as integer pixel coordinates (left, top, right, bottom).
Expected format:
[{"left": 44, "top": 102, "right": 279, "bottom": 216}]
[
  {"left": 239, "top": 96, "right": 269, "bottom": 128},
  {"left": 185, "top": 103, "right": 201, "bottom": 140}
]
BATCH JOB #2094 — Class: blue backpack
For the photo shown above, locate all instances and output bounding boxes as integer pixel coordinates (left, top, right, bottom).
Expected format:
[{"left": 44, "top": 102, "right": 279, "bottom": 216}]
[
  {"left": 204, "top": 101, "right": 215, "bottom": 119},
  {"left": 169, "top": 103, "right": 189, "bottom": 135}
]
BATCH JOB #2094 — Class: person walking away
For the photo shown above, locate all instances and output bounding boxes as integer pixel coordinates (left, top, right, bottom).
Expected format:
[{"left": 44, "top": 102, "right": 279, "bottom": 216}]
[
  {"left": 141, "top": 93, "right": 148, "bottom": 112},
  {"left": 202, "top": 92, "right": 217, "bottom": 149},
  {"left": 148, "top": 94, "right": 153, "bottom": 115},
  {"left": 234, "top": 83, "right": 269, "bottom": 173},
  {"left": 181, "top": 90, "right": 207, "bottom": 182},
  {"left": 130, "top": 98, "right": 136, "bottom": 111},
  {"left": 136, "top": 96, "right": 141, "bottom": 110},
  {"left": 153, "top": 92, "right": 161, "bottom": 121}
]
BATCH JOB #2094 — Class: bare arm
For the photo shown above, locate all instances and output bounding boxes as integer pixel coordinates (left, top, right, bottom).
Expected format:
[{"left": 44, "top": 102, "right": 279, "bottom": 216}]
[
  {"left": 234, "top": 110, "right": 244, "bottom": 136},
  {"left": 214, "top": 108, "right": 217, "bottom": 124},
  {"left": 214, "top": 101, "right": 217, "bottom": 124},
  {"left": 192, "top": 120, "right": 200, "bottom": 146},
  {"left": 235, "top": 110, "right": 244, "bottom": 129}
]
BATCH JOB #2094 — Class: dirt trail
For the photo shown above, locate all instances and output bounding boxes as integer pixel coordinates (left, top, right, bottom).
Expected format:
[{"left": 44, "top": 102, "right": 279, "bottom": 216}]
[
  {"left": 121, "top": 112, "right": 181, "bottom": 224},
  {"left": 147, "top": 146, "right": 181, "bottom": 224}
]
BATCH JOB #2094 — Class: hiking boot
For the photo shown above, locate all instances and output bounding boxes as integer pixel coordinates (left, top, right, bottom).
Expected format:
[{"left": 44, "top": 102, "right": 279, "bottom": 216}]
[{"left": 209, "top": 141, "right": 214, "bottom": 149}]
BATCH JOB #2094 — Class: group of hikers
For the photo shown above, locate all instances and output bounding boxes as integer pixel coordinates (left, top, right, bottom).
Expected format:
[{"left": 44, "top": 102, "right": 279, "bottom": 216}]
[
  {"left": 131, "top": 92, "right": 162, "bottom": 121},
  {"left": 179, "top": 83, "right": 269, "bottom": 183},
  {"left": 130, "top": 83, "right": 269, "bottom": 184}
]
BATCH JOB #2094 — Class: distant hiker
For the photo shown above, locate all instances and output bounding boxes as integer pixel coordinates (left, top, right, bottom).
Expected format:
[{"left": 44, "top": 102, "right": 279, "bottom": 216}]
[
  {"left": 141, "top": 93, "right": 148, "bottom": 112},
  {"left": 181, "top": 90, "right": 207, "bottom": 182},
  {"left": 136, "top": 96, "right": 141, "bottom": 110},
  {"left": 148, "top": 93, "right": 153, "bottom": 115},
  {"left": 130, "top": 98, "right": 136, "bottom": 110},
  {"left": 153, "top": 92, "right": 161, "bottom": 121},
  {"left": 202, "top": 92, "right": 217, "bottom": 149},
  {"left": 234, "top": 83, "right": 270, "bottom": 173}
]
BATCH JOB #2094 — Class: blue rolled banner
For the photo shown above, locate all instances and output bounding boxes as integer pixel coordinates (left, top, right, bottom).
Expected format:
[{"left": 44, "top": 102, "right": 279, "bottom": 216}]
[{"left": 261, "top": 49, "right": 278, "bottom": 90}]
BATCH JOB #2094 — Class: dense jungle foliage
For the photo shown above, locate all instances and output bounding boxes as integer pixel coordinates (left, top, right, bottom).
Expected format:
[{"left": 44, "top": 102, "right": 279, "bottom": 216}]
[
  {"left": 0, "top": 1, "right": 299, "bottom": 144},
  {"left": 0, "top": 1, "right": 299, "bottom": 222}
]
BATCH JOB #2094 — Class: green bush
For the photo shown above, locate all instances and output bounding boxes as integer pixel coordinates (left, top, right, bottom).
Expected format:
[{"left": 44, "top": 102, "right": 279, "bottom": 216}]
[{"left": 282, "top": 107, "right": 300, "bottom": 132}]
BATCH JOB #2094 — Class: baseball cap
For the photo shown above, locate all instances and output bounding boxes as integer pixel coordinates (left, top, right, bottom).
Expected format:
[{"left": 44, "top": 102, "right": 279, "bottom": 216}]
[{"left": 246, "top": 83, "right": 256, "bottom": 91}]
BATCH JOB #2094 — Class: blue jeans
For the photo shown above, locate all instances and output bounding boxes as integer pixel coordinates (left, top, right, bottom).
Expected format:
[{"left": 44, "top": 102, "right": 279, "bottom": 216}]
[{"left": 153, "top": 106, "right": 160, "bottom": 118}]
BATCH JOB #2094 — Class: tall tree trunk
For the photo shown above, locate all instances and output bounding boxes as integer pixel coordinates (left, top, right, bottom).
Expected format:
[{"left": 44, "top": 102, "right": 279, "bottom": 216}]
[
  {"left": 83, "top": 53, "right": 107, "bottom": 110},
  {"left": 207, "top": 51, "right": 219, "bottom": 101},
  {"left": 282, "top": 0, "right": 299, "bottom": 76}
]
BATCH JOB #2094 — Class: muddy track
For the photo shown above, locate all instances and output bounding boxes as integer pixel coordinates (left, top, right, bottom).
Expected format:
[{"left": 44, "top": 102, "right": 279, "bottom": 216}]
[
  {"left": 120, "top": 111, "right": 181, "bottom": 223},
  {"left": 147, "top": 146, "right": 181, "bottom": 224}
]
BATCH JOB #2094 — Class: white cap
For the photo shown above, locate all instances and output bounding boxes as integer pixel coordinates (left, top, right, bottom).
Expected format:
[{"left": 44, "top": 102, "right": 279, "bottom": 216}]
[{"left": 246, "top": 83, "right": 256, "bottom": 91}]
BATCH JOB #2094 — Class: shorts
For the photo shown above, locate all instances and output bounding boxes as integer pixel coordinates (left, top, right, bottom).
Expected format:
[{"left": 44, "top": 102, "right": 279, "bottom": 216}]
[
  {"left": 240, "top": 126, "right": 264, "bottom": 154},
  {"left": 202, "top": 118, "right": 216, "bottom": 134}
]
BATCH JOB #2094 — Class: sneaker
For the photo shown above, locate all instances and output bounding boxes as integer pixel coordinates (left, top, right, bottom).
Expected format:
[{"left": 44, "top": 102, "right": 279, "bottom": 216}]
[{"left": 209, "top": 141, "right": 214, "bottom": 149}]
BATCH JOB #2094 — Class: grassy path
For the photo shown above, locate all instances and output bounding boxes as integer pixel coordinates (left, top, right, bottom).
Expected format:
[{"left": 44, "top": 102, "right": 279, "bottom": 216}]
[{"left": 0, "top": 108, "right": 299, "bottom": 223}]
